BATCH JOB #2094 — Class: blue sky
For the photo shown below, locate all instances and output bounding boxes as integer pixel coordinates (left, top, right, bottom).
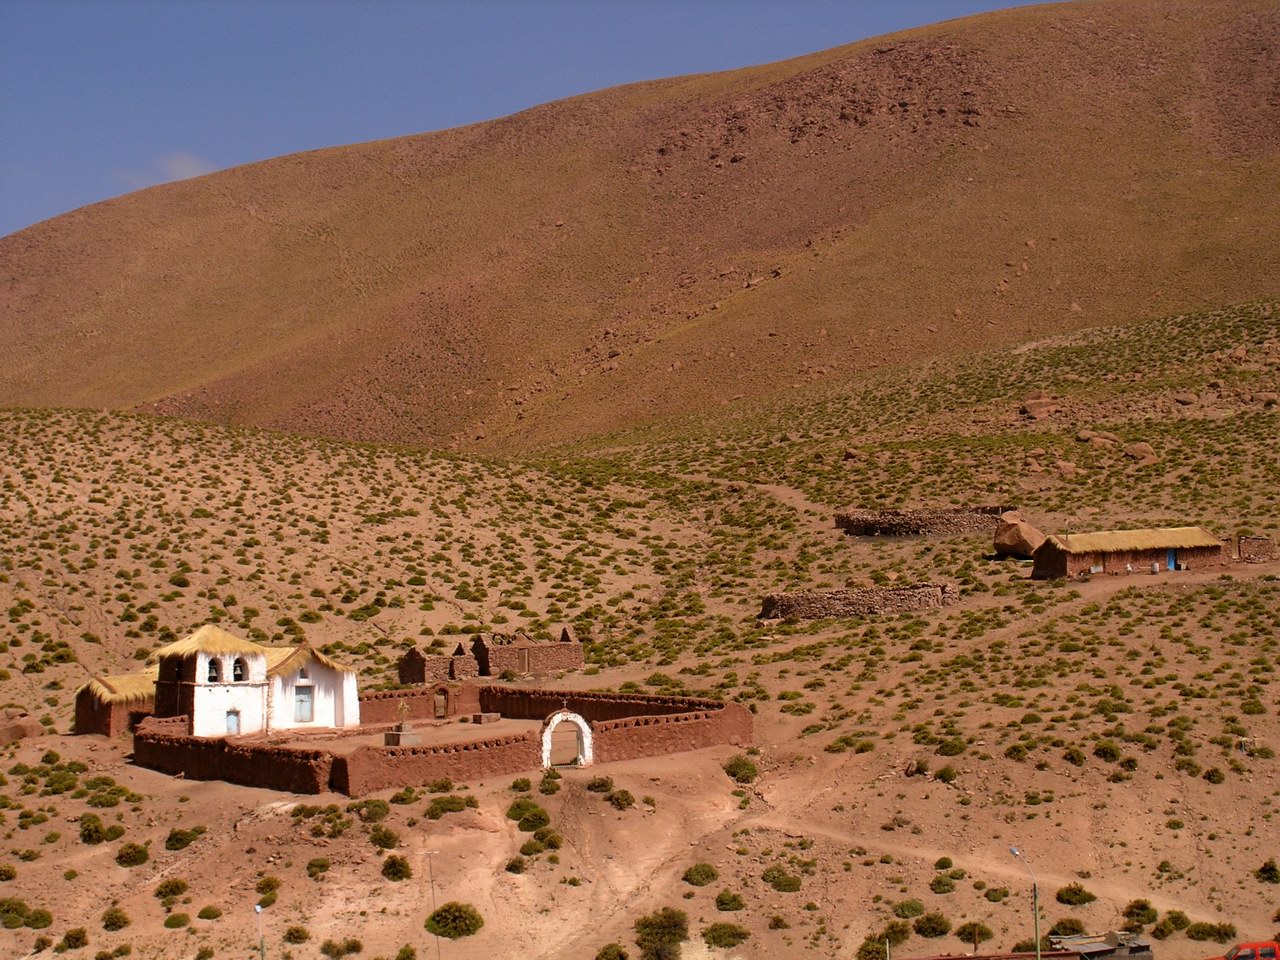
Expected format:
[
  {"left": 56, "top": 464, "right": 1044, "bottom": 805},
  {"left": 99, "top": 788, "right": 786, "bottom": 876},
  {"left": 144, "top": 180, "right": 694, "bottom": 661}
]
[{"left": 0, "top": 0, "right": 1050, "bottom": 237}]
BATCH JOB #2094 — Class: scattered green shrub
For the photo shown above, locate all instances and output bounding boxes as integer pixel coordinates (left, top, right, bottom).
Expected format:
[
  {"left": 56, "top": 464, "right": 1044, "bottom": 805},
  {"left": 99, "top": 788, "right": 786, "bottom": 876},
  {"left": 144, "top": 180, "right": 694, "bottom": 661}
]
[
  {"left": 682, "top": 863, "right": 718, "bottom": 887},
  {"left": 425, "top": 902, "right": 484, "bottom": 940}
]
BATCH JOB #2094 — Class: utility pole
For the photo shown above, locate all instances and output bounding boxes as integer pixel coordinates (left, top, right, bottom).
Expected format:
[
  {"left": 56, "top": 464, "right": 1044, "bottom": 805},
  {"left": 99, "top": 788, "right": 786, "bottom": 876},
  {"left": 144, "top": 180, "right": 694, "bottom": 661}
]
[
  {"left": 1010, "top": 846, "right": 1041, "bottom": 960},
  {"left": 426, "top": 848, "right": 442, "bottom": 960},
  {"left": 254, "top": 903, "right": 265, "bottom": 960}
]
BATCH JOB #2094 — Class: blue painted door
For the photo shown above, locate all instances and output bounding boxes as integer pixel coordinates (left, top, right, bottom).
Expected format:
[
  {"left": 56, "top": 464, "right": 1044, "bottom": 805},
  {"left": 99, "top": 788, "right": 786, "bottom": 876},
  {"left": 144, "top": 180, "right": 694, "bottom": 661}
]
[{"left": 1167, "top": 549, "right": 1177, "bottom": 571}]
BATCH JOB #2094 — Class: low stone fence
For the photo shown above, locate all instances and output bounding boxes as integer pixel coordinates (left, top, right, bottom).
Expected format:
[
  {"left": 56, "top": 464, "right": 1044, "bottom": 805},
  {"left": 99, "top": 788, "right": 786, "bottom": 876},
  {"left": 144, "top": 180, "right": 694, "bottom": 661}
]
[
  {"left": 759, "top": 582, "right": 959, "bottom": 620},
  {"left": 836, "top": 506, "right": 1013, "bottom": 536}
]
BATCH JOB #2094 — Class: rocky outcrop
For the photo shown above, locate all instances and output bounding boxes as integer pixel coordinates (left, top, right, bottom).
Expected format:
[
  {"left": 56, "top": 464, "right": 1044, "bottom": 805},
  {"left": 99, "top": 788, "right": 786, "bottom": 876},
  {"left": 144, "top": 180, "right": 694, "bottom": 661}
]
[
  {"left": 759, "top": 583, "right": 958, "bottom": 620},
  {"left": 993, "top": 510, "right": 1046, "bottom": 558}
]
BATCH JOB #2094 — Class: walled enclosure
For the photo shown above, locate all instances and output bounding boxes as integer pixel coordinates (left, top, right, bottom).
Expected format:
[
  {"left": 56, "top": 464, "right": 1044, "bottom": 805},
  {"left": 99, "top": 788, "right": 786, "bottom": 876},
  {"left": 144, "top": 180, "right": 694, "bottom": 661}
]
[
  {"left": 759, "top": 583, "right": 959, "bottom": 620},
  {"left": 74, "top": 689, "right": 154, "bottom": 738},
  {"left": 133, "top": 685, "right": 753, "bottom": 797},
  {"left": 1236, "top": 536, "right": 1276, "bottom": 563},
  {"left": 836, "top": 506, "right": 1013, "bottom": 537}
]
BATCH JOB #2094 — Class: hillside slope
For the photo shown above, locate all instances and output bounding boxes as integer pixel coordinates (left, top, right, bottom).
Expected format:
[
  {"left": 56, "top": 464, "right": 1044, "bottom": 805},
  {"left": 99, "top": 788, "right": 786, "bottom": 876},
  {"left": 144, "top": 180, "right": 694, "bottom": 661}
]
[{"left": 2, "top": 0, "right": 1278, "bottom": 450}]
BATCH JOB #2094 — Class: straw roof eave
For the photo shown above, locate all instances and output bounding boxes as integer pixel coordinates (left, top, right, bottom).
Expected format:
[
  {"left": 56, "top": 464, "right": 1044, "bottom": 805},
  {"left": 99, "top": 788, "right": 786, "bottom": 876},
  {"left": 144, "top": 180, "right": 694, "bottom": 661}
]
[
  {"left": 78, "top": 668, "right": 158, "bottom": 706},
  {"left": 152, "top": 624, "right": 264, "bottom": 659},
  {"left": 1044, "top": 526, "right": 1222, "bottom": 555}
]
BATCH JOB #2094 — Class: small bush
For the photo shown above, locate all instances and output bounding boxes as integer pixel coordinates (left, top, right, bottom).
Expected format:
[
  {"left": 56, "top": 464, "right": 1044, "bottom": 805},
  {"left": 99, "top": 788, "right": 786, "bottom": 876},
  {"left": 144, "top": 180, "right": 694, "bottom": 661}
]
[
  {"left": 307, "top": 857, "right": 331, "bottom": 880},
  {"left": 425, "top": 901, "right": 484, "bottom": 940},
  {"left": 101, "top": 908, "right": 129, "bottom": 932},
  {"left": 164, "top": 913, "right": 190, "bottom": 929},
  {"left": 914, "top": 912, "right": 952, "bottom": 938},
  {"left": 985, "top": 887, "right": 1009, "bottom": 903},
  {"left": 284, "top": 926, "right": 311, "bottom": 944},
  {"left": 510, "top": 778, "right": 531, "bottom": 792},
  {"left": 1051, "top": 918, "right": 1087, "bottom": 937},
  {"left": 595, "top": 944, "right": 628, "bottom": 960},
  {"left": 634, "top": 907, "right": 688, "bottom": 957},
  {"left": 722, "top": 755, "right": 758, "bottom": 784},
  {"left": 933, "top": 857, "right": 953, "bottom": 870},
  {"left": 505, "top": 857, "right": 526, "bottom": 874},
  {"left": 1056, "top": 883, "right": 1096, "bottom": 906},
  {"left": 320, "top": 938, "right": 364, "bottom": 958},
  {"left": 382, "top": 855, "right": 413, "bottom": 881},
  {"left": 164, "top": 826, "right": 205, "bottom": 851},
  {"left": 955, "top": 921, "right": 993, "bottom": 949},
  {"left": 197, "top": 905, "right": 222, "bottom": 920},
  {"left": 894, "top": 900, "right": 925, "bottom": 919},
  {"left": 703, "top": 922, "right": 751, "bottom": 948},
  {"left": 114, "top": 843, "right": 148, "bottom": 867},
  {"left": 154, "top": 879, "right": 188, "bottom": 900},
  {"left": 1123, "top": 899, "right": 1158, "bottom": 925},
  {"left": 682, "top": 863, "right": 718, "bottom": 887},
  {"left": 0, "top": 864, "right": 13, "bottom": 882},
  {"left": 929, "top": 874, "right": 955, "bottom": 894},
  {"left": 714, "top": 890, "right": 744, "bottom": 912},
  {"left": 1185, "top": 922, "right": 1236, "bottom": 943},
  {"left": 586, "top": 776, "right": 614, "bottom": 793},
  {"left": 607, "top": 790, "right": 635, "bottom": 811},
  {"left": 1202, "top": 767, "right": 1225, "bottom": 785},
  {"left": 762, "top": 864, "right": 801, "bottom": 892},
  {"left": 58, "top": 928, "right": 89, "bottom": 950},
  {"left": 370, "top": 825, "right": 399, "bottom": 849},
  {"left": 1255, "top": 859, "right": 1280, "bottom": 884}
]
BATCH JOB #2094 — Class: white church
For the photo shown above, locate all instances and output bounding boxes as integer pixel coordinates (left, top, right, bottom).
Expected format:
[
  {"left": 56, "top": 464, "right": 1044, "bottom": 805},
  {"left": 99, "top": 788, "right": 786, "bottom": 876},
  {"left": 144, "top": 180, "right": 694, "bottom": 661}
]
[{"left": 152, "top": 625, "right": 360, "bottom": 737}]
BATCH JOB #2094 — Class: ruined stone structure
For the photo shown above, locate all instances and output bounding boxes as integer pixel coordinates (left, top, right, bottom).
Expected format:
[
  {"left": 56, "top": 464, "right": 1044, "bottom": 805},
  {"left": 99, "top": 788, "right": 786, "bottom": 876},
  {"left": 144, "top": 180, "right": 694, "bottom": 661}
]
[
  {"left": 836, "top": 506, "right": 1013, "bottom": 537},
  {"left": 1032, "top": 527, "right": 1227, "bottom": 580},
  {"left": 1235, "top": 536, "right": 1276, "bottom": 564},
  {"left": 132, "top": 683, "right": 752, "bottom": 797},
  {"left": 397, "top": 626, "right": 583, "bottom": 684},
  {"left": 759, "top": 583, "right": 959, "bottom": 620}
]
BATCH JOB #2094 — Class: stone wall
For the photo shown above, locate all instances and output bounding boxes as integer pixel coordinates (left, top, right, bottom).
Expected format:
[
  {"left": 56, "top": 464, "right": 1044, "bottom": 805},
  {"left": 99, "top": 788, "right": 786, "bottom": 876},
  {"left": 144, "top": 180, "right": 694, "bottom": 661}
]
[
  {"left": 836, "top": 506, "right": 1013, "bottom": 537},
  {"left": 133, "top": 728, "right": 334, "bottom": 793},
  {"left": 486, "top": 644, "right": 584, "bottom": 677},
  {"left": 759, "top": 583, "right": 959, "bottom": 620},
  {"left": 332, "top": 733, "right": 541, "bottom": 797},
  {"left": 1238, "top": 536, "right": 1276, "bottom": 563}
]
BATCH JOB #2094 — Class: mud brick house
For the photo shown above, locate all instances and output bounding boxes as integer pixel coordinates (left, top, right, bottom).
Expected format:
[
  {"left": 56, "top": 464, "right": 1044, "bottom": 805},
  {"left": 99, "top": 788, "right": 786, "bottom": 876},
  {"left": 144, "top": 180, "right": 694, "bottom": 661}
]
[
  {"left": 1032, "top": 527, "right": 1226, "bottom": 580},
  {"left": 398, "top": 626, "right": 583, "bottom": 684},
  {"left": 74, "top": 667, "right": 158, "bottom": 737}
]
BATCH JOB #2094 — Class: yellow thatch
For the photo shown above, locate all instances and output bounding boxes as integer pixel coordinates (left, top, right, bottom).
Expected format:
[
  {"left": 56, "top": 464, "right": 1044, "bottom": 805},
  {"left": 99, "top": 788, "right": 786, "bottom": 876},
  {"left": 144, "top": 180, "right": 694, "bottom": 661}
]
[
  {"left": 153, "top": 624, "right": 263, "bottom": 659},
  {"left": 79, "top": 667, "right": 158, "bottom": 706},
  {"left": 1045, "top": 526, "right": 1222, "bottom": 555},
  {"left": 263, "top": 644, "right": 356, "bottom": 677}
]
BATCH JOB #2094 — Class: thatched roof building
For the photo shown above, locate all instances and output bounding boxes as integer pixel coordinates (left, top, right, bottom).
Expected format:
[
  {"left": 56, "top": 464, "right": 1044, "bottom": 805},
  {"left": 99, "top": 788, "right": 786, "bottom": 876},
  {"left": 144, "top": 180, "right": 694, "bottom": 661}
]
[{"left": 1032, "top": 526, "right": 1226, "bottom": 579}]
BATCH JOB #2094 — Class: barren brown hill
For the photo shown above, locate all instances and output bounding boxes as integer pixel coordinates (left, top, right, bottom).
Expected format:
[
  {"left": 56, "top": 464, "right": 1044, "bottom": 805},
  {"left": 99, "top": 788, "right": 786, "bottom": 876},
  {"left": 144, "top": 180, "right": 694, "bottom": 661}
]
[{"left": 2, "top": 0, "right": 1278, "bottom": 450}]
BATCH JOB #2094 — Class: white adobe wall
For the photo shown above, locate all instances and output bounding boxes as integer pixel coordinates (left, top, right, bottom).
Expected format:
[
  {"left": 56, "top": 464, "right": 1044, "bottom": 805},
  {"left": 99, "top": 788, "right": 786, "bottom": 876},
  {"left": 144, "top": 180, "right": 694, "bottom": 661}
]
[
  {"left": 190, "top": 651, "right": 267, "bottom": 738},
  {"left": 270, "top": 662, "right": 361, "bottom": 731}
]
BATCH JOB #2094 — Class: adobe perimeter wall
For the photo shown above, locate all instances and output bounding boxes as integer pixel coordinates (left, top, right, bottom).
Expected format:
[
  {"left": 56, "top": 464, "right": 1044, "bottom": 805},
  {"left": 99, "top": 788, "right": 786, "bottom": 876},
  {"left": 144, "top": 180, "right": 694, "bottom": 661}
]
[
  {"left": 133, "top": 725, "right": 333, "bottom": 793},
  {"left": 479, "top": 687, "right": 723, "bottom": 723},
  {"left": 358, "top": 684, "right": 480, "bottom": 724},
  {"left": 593, "top": 703, "right": 753, "bottom": 764},
  {"left": 333, "top": 732, "right": 541, "bottom": 797},
  {"left": 836, "top": 506, "right": 1012, "bottom": 537},
  {"left": 759, "top": 583, "right": 958, "bottom": 620}
]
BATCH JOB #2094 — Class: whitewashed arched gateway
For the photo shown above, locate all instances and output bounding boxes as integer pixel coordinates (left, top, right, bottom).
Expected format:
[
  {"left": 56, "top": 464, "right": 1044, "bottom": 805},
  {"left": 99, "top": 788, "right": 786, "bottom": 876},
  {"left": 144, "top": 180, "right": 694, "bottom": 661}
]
[{"left": 541, "top": 710, "right": 593, "bottom": 768}]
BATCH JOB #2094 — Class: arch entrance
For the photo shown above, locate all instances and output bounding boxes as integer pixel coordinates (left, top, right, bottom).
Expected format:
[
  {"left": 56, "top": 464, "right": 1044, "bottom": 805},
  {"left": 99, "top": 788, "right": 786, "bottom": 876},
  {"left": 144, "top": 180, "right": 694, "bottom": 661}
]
[{"left": 540, "top": 710, "right": 593, "bottom": 768}]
